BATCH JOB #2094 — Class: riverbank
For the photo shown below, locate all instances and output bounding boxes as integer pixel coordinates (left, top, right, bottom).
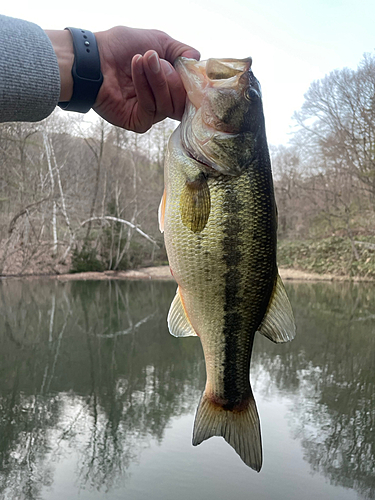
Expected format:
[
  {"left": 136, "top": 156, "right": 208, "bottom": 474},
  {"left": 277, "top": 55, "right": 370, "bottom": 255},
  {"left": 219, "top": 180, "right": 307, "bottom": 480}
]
[{"left": 2, "top": 266, "right": 373, "bottom": 282}]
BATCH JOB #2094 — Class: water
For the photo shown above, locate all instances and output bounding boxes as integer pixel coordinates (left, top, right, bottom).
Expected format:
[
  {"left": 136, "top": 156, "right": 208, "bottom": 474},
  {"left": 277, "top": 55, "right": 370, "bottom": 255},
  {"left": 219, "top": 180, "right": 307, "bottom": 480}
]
[{"left": 0, "top": 278, "right": 374, "bottom": 500}]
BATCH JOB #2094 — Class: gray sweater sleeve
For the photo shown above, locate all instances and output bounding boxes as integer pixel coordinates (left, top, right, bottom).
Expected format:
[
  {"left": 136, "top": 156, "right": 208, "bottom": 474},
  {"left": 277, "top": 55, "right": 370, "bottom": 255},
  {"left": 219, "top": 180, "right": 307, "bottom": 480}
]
[{"left": 0, "top": 15, "right": 61, "bottom": 123}]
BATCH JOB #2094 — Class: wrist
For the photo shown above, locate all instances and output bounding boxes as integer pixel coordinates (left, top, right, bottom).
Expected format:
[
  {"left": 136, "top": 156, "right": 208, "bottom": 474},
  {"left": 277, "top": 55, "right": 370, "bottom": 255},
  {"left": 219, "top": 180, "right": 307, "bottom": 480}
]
[{"left": 45, "top": 30, "right": 74, "bottom": 102}]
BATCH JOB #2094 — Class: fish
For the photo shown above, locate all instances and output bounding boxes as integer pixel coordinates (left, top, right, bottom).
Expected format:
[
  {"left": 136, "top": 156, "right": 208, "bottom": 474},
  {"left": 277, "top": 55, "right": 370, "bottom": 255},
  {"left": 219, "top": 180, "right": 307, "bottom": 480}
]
[{"left": 159, "top": 56, "right": 296, "bottom": 471}]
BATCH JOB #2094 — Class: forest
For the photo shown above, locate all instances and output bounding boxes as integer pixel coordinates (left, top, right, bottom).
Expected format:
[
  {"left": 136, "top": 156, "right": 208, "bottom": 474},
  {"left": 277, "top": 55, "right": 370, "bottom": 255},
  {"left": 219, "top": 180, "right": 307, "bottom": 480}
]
[{"left": 1, "top": 52, "right": 375, "bottom": 278}]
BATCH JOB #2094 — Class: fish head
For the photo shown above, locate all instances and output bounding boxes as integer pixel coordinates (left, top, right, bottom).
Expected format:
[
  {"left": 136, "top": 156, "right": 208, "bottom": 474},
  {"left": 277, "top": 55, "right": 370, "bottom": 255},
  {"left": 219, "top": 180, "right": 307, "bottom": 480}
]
[{"left": 175, "top": 57, "right": 265, "bottom": 176}]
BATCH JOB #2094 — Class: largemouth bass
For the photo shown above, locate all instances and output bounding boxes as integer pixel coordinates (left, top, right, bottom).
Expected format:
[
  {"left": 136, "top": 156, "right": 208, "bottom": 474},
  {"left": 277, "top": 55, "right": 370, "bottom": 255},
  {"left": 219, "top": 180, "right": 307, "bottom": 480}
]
[{"left": 159, "top": 57, "right": 296, "bottom": 471}]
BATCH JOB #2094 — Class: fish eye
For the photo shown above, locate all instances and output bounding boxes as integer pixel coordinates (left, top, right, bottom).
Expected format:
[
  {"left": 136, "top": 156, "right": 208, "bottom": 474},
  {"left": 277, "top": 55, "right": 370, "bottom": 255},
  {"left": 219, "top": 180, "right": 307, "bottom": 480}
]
[{"left": 244, "top": 88, "right": 260, "bottom": 102}]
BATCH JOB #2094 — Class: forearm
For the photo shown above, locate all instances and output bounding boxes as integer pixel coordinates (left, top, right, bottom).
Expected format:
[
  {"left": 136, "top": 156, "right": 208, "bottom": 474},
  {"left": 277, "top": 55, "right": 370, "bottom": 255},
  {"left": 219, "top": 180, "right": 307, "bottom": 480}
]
[{"left": 44, "top": 30, "right": 74, "bottom": 102}]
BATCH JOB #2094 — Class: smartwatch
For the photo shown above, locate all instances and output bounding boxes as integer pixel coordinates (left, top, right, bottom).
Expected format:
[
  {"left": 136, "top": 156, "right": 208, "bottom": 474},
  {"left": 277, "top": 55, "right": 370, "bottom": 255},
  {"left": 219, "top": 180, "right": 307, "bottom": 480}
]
[{"left": 58, "top": 27, "right": 103, "bottom": 113}]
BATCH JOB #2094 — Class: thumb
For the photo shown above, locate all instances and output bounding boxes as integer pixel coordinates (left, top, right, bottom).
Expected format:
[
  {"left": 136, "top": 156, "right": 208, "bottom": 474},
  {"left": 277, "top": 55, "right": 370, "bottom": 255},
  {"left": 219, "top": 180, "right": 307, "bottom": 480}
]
[
  {"left": 180, "top": 48, "right": 201, "bottom": 61},
  {"left": 164, "top": 38, "right": 200, "bottom": 64}
]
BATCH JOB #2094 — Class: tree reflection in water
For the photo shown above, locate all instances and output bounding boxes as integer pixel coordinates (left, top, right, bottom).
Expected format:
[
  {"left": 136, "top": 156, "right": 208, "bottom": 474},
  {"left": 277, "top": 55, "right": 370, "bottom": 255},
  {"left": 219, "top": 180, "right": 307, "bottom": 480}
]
[
  {"left": 0, "top": 279, "right": 374, "bottom": 499},
  {"left": 252, "top": 282, "right": 375, "bottom": 499},
  {"left": 0, "top": 279, "right": 205, "bottom": 498}
]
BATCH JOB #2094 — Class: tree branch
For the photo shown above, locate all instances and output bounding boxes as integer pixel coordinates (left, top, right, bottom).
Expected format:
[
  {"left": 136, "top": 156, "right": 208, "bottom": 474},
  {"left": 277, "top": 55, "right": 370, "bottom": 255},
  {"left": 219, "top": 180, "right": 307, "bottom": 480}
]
[{"left": 80, "top": 216, "right": 159, "bottom": 247}]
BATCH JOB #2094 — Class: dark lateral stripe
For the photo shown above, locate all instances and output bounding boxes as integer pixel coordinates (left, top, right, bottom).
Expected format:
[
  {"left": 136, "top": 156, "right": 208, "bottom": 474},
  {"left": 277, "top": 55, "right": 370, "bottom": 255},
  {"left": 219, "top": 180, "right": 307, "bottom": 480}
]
[{"left": 222, "top": 184, "right": 244, "bottom": 406}]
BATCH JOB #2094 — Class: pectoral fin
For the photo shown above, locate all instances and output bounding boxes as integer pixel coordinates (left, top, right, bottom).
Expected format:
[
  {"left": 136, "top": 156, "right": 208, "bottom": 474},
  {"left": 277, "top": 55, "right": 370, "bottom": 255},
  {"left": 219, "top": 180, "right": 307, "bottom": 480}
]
[
  {"left": 180, "top": 175, "right": 210, "bottom": 233},
  {"left": 257, "top": 273, "right": 296, "bottom": 343},
  {"left": 167, "top": 287, "right": 198, "bottom": 337},
  {"left": 158, "top": 188, "right": 167, "bottom": 233}
]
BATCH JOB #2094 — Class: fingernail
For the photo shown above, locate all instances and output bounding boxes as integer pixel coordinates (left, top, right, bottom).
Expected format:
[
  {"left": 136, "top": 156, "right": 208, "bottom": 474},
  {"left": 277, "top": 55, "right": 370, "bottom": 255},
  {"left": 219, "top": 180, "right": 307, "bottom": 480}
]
[
  {"left": 148, "top": 51, "right": 160, "bottom": 74},
  {"left": 134, "top": 54, "right": 143, "bottom": 74}
]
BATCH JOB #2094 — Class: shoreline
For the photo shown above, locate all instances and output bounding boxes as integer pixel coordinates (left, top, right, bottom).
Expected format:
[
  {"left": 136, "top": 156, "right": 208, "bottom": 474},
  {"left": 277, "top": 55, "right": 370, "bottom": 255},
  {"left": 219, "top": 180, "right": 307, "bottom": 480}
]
[{"left": 1, "top": 266, "right": 373, "bottom": 283}]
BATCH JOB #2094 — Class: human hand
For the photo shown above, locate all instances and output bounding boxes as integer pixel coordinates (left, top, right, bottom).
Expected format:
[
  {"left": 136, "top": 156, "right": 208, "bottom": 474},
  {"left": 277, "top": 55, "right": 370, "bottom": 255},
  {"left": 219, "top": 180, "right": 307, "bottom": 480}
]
[
  {"left": 93, "top": 26, "right": 200, "bottom": 132},
  {"left": 47, "top": 26, "right": 199, "bottom": 132}
]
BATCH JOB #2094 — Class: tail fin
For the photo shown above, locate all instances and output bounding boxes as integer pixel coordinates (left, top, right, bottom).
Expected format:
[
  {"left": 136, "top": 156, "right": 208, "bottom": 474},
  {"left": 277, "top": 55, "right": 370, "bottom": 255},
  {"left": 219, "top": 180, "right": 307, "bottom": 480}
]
[{"left": 192, "top": 392, "right": 262, "bottom": 471}]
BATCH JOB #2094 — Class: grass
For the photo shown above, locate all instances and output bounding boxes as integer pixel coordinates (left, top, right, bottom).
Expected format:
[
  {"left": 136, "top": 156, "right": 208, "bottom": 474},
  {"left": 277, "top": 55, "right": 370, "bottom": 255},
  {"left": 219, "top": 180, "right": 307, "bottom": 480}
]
[{"left": 277, "top": 236, "right": 375, "bottom": 279}]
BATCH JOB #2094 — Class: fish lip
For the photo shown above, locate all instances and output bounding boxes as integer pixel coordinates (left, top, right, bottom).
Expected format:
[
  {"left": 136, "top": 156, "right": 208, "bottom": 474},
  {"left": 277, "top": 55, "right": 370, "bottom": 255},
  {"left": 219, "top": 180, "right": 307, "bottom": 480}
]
[{"left": 175, "top": 57, "right": 254, "bottom": 111}]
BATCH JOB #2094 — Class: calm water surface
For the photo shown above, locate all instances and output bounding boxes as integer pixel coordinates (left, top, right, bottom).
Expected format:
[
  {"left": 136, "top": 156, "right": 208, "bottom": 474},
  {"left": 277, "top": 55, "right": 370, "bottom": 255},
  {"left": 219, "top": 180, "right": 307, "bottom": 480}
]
[{"left": 0, "top": 278, "right": 374, "bottom": 500}]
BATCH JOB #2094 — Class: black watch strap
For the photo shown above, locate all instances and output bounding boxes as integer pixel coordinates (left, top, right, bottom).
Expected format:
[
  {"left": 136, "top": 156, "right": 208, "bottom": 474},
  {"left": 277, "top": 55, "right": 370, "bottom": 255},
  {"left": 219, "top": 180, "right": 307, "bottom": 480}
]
[{"left": 58, "top": 28, "right": 103, "bottom": 113}]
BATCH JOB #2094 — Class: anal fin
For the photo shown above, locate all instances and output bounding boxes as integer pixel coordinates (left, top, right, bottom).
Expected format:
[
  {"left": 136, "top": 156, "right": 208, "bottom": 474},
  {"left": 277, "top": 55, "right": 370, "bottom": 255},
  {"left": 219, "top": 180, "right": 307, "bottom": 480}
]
[
  {"left": 258, "top": 273, "right": 296, "bottom": 343},
  {"left": 167, "top": 287, "right": 198, "bottom": 337}
]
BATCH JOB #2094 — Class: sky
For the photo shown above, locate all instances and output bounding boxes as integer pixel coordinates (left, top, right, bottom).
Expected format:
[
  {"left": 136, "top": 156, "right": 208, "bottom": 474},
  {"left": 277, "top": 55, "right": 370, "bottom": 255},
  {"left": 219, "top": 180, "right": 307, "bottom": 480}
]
[{"left": 3, "top": 0, "right": 375, "bottom": 145}]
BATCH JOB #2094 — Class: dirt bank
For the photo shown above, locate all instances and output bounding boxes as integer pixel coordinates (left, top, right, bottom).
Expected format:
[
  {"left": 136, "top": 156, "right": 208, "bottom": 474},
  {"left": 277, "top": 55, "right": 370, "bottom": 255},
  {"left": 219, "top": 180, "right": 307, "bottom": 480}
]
[
  {"left": 24, "top": 266, "right": 370, "bottom": 282},
  {"left": 2, "top": 266, "right": 372, "bottom": 282}
]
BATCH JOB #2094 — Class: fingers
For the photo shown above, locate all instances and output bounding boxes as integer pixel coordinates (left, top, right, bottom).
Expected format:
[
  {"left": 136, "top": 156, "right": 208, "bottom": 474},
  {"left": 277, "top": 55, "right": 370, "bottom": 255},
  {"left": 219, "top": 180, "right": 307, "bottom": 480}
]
[
  {"left": 131, "top": 54, "right": 156, "bottom": 132},
  {"left": 159, "top": 59, "right": 186, "bottom": 120},
  {"left": 96, "top": 27, "right": 199, "bottom": 132},
  {"left": 132, "top": 51, "right": 187, "bottom": 128},
  {"left": 142, "top": 50, "right": 175, "bottom": 120}
]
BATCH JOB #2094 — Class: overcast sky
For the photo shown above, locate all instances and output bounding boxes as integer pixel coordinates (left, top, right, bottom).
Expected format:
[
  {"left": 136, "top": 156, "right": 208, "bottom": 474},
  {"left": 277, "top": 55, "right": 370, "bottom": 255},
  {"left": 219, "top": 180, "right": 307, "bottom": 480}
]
[{"left": 3, "top": 0, "right": 375, "bottom": 145}]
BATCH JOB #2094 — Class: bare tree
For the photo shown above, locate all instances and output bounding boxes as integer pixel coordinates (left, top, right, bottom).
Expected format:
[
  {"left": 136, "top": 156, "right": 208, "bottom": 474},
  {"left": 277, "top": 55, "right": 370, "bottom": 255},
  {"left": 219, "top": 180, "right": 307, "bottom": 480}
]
[{"left": 293, "top": 53, "right": 375, "bottom": 199}]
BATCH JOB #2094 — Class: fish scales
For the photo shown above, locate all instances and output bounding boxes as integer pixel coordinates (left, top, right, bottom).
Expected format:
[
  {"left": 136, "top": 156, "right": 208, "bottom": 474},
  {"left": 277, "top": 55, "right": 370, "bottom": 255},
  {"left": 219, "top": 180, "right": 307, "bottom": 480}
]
[
  {"left": 221, "top": 165, "right": 277, "bottom": 408},
  {"left": 160, "top": 57, "right": 296, "bottom": 471}
]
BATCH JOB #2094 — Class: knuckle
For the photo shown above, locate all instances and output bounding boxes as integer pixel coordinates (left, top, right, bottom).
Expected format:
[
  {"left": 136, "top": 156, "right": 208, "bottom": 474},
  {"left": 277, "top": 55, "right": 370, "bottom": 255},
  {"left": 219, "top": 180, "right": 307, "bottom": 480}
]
[{"left": 150, "top": 29, "right": 168, "bottom": 41}]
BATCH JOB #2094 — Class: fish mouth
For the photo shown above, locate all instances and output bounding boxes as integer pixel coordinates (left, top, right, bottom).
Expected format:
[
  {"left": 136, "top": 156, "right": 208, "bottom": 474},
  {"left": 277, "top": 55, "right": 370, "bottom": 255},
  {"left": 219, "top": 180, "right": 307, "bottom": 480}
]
[
  {"left": 176, "top": 56, "right": 259, "bottom": 176},
  {"left": 175, "top": 57, "right": 252, "bottom": 110},
  {"left": 175, "top": 57, "right": 252, "bottom": 93}
]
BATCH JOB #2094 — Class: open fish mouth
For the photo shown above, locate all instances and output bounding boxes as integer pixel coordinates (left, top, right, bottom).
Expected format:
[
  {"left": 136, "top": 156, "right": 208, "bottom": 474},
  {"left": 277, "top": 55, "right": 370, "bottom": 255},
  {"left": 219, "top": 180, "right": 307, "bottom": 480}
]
[
  {"left": 175, "top": 57, "right": 253, "bottom": 107},
  {"left": 175, "top": 57, "right": 254, "bottom": 133},
  {"left": 174, "top": 56, "right": 262, "bottom": 176}
]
